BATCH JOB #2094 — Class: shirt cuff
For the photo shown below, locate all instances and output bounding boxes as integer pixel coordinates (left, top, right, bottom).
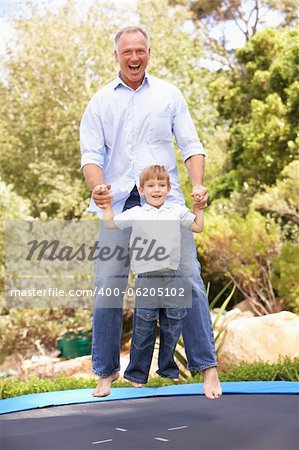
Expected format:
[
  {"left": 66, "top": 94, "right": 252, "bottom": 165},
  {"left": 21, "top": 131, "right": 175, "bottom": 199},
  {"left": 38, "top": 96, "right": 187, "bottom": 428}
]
[
  {"left": 182, "top": 144, "right": 206, "bottom": 162},
  {"left": 80, "top": 157, "right": 104, "bottom": 171}
]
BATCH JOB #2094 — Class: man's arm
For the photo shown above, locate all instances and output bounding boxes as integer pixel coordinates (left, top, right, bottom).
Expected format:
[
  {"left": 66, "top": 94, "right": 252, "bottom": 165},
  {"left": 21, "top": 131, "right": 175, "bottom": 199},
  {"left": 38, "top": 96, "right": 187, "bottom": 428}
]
[
  {"left": 185, "top": 155, "right": 208, "bottom": 208},
  {"left": 171, "top": 88, "right": 208, "bottom": 208},
  {"left": 82, "top": 164, "right": 113, "bottom": 208}
]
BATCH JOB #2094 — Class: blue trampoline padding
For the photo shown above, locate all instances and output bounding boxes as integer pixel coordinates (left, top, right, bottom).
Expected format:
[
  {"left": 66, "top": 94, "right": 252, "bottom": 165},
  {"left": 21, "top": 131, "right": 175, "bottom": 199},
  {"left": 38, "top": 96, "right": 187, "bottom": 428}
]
[{"left": 1, "top": 381, "right": 298, "bottom": 414}]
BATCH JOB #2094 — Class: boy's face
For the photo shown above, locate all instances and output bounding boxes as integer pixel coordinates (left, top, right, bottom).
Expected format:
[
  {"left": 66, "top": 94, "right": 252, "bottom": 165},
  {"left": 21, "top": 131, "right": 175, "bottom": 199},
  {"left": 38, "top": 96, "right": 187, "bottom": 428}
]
[{"left": 139, "top": 178, "right": 170, "bottom": 208}]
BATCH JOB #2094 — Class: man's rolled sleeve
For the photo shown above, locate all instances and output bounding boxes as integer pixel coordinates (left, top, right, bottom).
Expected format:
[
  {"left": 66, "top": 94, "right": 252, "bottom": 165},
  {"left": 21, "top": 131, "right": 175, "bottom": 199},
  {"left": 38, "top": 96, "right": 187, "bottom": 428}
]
[
  {"left": 172, "top": 88, "right": 206, "bottom": 162},
  {"left": 80, "top": 96, "right": 106, "bottom": 170}
]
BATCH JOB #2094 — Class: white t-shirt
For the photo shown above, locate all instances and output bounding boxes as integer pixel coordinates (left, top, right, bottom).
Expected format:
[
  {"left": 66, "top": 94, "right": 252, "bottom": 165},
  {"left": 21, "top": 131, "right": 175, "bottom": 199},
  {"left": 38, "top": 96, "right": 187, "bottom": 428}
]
[{"left": 113, "top": 203, "right": 195, "bottom": 274}]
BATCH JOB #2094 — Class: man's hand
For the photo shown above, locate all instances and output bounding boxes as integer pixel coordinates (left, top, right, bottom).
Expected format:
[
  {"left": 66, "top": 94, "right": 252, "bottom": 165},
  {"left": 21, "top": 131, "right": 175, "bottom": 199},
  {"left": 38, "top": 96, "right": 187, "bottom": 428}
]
[
  {"left": 92, "top": 183, "right": 112, "bottom": 209},
  {"left": 191, "top": 185, "right": 208, "bottom": 209}
]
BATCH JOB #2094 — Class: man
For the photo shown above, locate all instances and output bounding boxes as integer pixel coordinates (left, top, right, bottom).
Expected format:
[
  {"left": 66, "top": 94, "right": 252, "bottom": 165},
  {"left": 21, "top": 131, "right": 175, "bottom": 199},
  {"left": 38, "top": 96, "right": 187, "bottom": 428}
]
[{"left": 80, "top": 26, "right": 222, "bottom": 399}]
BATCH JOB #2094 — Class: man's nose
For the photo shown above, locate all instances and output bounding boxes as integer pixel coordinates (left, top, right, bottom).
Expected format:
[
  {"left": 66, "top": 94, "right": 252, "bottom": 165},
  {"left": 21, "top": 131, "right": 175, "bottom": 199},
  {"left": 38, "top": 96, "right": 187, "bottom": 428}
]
[{"left": 130, "top": 51, "right": 139, "bottom": 61}]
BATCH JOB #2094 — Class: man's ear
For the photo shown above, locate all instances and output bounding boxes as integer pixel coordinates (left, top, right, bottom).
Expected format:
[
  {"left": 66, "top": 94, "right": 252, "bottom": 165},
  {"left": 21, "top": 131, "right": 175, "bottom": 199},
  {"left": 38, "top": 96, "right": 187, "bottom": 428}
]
[{"left": 114, "top": 49, "right": 118, "bottom": 62}]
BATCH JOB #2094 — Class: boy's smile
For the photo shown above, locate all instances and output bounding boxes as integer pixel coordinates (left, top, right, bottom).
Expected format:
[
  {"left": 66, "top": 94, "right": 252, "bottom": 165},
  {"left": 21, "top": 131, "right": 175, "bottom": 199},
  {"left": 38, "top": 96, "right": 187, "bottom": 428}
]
[{"left": 139, "top": 178, "right": 171, "bottom": 208}]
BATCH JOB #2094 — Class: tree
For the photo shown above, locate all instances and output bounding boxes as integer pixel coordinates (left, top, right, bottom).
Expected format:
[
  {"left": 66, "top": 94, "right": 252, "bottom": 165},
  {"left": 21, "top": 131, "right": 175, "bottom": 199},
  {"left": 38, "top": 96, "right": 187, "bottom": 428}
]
[
  {"left": 169, "top": 0, "right": 298, "bottom": 67},
  {"left": 252, "top": 160, "right": 299, "bottom": 226},
  {"left": 0, "top": 0, "right": 215, "bottom": 218},
  {"left": 0, "top": 1, "right": 117, "bottom": 218},
  {"left": 196, "top": 208, "right": 283, "bottom": 315},
  {"left": 210, "top": 27, "right": 298, "bottom": 198}
]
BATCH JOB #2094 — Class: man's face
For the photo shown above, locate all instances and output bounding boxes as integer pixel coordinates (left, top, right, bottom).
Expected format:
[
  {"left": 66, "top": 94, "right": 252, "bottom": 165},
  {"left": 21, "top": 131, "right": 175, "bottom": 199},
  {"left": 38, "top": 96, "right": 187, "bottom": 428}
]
[{"left": 115, "top": 31, "right": 150, "bottom": 90}]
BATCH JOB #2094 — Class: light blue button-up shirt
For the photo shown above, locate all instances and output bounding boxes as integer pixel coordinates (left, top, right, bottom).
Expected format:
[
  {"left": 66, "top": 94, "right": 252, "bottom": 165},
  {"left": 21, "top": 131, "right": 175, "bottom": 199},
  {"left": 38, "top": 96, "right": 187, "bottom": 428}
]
[{"left": 80, "top": 72, "right": 206, "bottom": 216}]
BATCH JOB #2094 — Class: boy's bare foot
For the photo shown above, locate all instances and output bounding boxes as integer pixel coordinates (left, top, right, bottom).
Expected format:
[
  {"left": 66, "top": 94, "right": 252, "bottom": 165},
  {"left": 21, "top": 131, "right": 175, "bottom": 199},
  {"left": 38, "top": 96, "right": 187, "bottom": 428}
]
[
  {"left": 203, "top": 367, "right": 222, "bottom": 400},
  {"left": 92, "top": 372, "right": 119, "bottom": 397},
  {"left": 132, "top": 382, "right": 144, "bottom": 388}
]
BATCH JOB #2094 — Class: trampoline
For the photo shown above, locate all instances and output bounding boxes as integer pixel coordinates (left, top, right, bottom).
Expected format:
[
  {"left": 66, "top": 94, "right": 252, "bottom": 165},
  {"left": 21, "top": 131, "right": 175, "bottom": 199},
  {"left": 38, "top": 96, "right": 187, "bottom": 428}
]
[{"left": 1, "top": 382, "right": 298, "bottom": 450}]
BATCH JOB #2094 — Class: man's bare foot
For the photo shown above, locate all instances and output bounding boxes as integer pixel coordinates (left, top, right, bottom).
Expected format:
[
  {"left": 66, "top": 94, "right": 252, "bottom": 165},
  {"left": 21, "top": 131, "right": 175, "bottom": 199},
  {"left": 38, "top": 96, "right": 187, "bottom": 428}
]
[
  {"left": 131, "top": 382, "right": 144, "bottom": 388},
  {"left": 203, "top": 367, "right": 222, "bottom": 400},
  {"left": 172, "top": 378, "right": 179, "bottom": 384},
  {"left": 92, "top": 372, "right": 119, "bottom": 398}
]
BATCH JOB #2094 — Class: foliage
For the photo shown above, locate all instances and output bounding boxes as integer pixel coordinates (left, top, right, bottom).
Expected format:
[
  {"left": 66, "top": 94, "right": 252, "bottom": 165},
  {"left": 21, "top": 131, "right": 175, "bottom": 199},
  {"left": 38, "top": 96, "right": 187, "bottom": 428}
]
[
  {"left": 196, "top": 208, "right": 283, "bottom": 315},
  {"left": 251, "top": 160, "right": 299, "bottom": 233},
  {"left": 0, "top": 308, "right": 92, "bottom": 356},
  {"left": 186, "top": 0, "right": 298, "bottom": 39},
  {"left": 0, "top": 2, "right": 119, "bottom": 219},
  {"left": 216, "top": 357, "right": 299, "bottom": 382},
  {"left": 1, "top": 357, "right": 298, "bottom": 399},
  {"left": 210, "top": 28, "right": 298, "bottom": 197},
  {"left": 0, "top": 0, "right": 215, "bottom": 219},
  {"left": 169, "top": 0, "right": 298, "bottom": 68},
  {"left": 271, "top": 243, "right": 299, "bottom": 314},
  {"left": 0, "top": 179, "right": 31, "bottom": 295}
]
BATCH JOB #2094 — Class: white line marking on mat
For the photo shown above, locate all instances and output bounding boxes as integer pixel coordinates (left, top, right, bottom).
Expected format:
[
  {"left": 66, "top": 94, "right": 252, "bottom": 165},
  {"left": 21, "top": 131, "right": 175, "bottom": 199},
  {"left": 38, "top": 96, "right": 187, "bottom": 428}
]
[
  {"left": 115, "top": 428, "right": 128, "bottom": 432},
  {"left": 168, "top": 425, "right": 188, "bottom": 431},
  {"left": 92, "top": 439, "right": 113, "bottom": 444},
  {"left": 155, "top": 437, "right": 169, "bottom": 442}
]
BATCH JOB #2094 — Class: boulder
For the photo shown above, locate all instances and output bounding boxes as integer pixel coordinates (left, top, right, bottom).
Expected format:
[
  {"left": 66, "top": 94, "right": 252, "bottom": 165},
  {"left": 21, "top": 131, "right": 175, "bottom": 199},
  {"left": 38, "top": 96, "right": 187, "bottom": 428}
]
[
  {"left": 217, "top": 311, "right": 299, "bottom": 368},
  {"left": 52, "top": 355, "right": 92, "bottom": 377}
]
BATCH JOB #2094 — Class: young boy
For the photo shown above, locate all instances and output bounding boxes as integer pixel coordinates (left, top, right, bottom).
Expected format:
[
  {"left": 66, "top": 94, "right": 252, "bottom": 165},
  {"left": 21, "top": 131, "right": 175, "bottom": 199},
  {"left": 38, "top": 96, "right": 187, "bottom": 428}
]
[{"left": 97, "top": 165, "right": 204, "bottom": 386}]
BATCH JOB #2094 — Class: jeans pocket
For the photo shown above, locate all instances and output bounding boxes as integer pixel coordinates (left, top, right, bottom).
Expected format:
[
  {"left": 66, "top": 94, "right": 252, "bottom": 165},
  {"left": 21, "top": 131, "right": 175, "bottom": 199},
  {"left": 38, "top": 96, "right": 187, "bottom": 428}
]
[
  {"left": 165, "top": 308, "right": 187, "bottom": 320},
  {"left": 136, "top": 309, "right": 159, "bottom": 321}
]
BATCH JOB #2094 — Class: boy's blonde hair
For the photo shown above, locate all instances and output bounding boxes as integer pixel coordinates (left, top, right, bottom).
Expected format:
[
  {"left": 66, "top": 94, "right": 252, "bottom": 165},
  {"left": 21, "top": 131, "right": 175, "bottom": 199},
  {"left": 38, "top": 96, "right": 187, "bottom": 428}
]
[{"left": 139, "top": 165, "right": 171, "bottom": 188}]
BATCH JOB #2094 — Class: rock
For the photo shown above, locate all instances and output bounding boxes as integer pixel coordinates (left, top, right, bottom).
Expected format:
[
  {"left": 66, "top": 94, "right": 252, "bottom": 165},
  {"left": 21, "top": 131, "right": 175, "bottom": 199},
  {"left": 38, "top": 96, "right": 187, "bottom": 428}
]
[
  {"left": 217, "top": 311, "right": 299, "bottom": 368},
  {"left": 211, "top": 308, "right": 254, "bottom": 330},
  {"left": 52, "top": 355, "right": 92, "bottom": 377},
  {"left": 233, "top": 299, "right": 257, "bottom": 314}
]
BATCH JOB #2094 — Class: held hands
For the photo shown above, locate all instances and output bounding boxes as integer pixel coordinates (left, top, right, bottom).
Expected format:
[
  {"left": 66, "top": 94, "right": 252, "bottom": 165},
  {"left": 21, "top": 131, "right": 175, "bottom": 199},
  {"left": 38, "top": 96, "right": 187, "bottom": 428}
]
[
  {"left": 92, "top": 183, "right": 112, "bottom": 209},
  {"left": 191, "top": 185, "right": 208, "bottom": 210}
]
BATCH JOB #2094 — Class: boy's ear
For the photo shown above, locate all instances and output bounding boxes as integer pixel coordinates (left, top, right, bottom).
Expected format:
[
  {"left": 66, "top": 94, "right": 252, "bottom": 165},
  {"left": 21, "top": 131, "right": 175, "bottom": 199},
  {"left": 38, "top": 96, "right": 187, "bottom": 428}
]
[{"left": 138, "top": 186, "right": 144, "bottom": 195}]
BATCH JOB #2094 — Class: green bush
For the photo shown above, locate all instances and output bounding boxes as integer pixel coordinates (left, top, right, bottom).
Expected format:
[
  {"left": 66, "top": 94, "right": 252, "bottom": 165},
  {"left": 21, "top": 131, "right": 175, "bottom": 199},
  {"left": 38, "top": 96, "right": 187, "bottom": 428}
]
[
  {"left": 1, "top": 358, "right": 298, "bottom": 399},
  {"left": 272, "top": 242, "right": 299, "bottom": 313}
]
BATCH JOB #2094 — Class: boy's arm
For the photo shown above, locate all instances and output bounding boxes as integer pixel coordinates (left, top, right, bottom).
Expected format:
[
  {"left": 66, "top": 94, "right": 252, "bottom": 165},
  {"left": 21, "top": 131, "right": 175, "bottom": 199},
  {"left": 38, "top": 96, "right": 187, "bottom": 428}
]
[{"left": 191, "top": 205, "right": 204, "bottom": 233}]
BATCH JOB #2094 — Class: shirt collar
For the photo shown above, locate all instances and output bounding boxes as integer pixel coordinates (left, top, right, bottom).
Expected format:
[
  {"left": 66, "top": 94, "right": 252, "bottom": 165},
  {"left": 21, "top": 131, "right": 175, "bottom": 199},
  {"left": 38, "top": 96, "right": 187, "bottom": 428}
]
[
  {"left": 142, "top": 202, "right": 171, "bottom": 212},
  {"left": 112, "top": 71, "right": 150, "bottom": 90}
]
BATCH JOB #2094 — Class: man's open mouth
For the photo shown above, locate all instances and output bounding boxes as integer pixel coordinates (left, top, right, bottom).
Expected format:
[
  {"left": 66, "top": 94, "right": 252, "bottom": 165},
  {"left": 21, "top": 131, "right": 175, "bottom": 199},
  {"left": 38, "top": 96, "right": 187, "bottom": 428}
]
[{"left": 128, "top": 65, "right": 141, "bottom": 72}]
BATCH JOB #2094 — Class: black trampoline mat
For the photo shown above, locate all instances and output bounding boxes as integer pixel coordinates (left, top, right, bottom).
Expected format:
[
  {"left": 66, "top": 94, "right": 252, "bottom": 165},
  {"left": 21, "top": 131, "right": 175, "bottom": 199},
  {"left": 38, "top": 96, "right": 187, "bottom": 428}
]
[{"left": 1, "top": 395, "right": 298, "bottom": 450}]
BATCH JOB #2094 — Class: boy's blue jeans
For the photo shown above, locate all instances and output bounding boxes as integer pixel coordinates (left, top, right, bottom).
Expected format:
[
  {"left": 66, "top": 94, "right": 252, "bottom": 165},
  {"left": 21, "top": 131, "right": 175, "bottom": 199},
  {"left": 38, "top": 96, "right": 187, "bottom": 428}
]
[
  {"left": 124, "top": 271, "right": 187, "bottom": 384},
  {"left": 92, "top": 187, "right": 217, "bottom": 377}
]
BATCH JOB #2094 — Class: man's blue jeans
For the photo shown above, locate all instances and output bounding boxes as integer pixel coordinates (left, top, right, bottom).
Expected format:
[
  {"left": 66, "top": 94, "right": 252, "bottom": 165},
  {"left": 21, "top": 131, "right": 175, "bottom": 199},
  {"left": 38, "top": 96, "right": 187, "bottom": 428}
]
[{"left": 92, "top": 188, "right": 217, "bottom": 377}]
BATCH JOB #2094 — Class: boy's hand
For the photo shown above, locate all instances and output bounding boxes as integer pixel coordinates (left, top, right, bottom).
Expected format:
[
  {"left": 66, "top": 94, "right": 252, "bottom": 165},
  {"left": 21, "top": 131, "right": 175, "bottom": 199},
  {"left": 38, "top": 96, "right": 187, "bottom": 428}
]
[
  {"left": 92, "top": 183, "right": 112, "bottom": 209},
  {"left": 191, "top": 185, "right": 208, "bottom": 209}
]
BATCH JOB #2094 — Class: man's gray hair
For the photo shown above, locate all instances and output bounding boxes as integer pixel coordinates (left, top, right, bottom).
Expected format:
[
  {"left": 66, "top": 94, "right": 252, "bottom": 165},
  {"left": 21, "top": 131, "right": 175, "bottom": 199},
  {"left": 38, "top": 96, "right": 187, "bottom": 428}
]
[{"left": 114, "top": 26, "right": 149, "bottom": 48}]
